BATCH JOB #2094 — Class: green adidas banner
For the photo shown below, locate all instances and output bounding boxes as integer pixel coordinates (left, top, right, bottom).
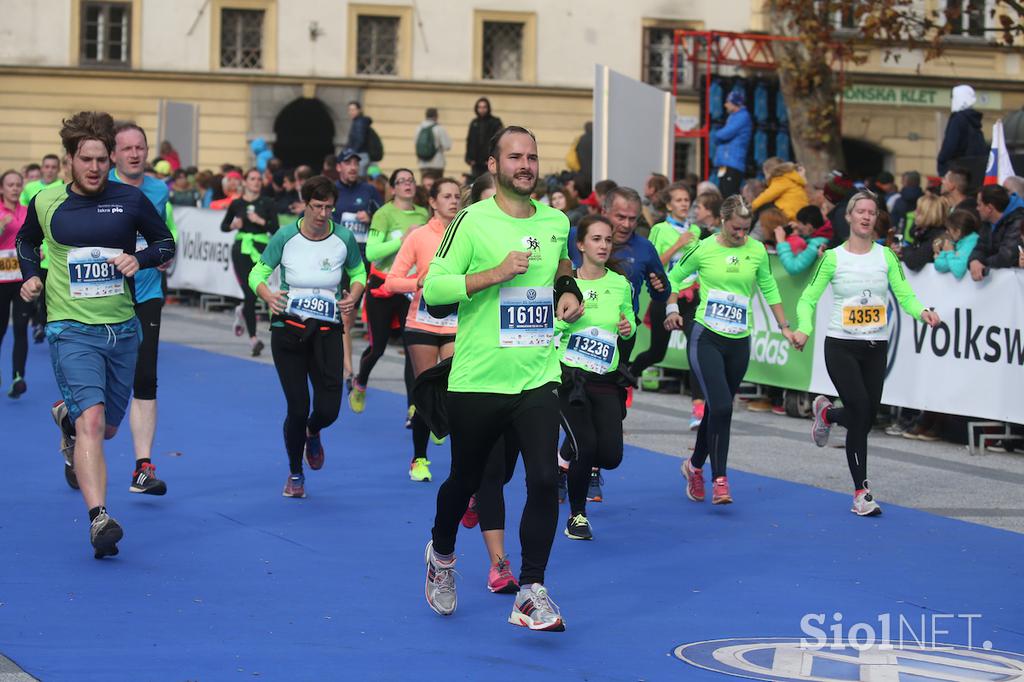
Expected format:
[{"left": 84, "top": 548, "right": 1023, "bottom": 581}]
[{"left": 631, "top": 255, "right": 815, "bottom": 391}]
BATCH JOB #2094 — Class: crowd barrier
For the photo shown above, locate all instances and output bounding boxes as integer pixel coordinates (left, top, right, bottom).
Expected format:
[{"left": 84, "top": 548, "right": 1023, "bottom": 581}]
[
  {"left": 167, "top": 208, "right": 1022, "bottom": 423},
  {"left": 166, "top": 207, "right": 289, "bottom": 298},
  {"left": 632, "top": 256, "right": 1024, "bottom": 424}
]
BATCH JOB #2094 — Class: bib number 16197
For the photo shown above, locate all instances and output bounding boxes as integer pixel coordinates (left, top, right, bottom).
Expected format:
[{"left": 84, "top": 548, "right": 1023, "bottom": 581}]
[{"left": 499, "top": 286, "right": 554, "bottom": 347}]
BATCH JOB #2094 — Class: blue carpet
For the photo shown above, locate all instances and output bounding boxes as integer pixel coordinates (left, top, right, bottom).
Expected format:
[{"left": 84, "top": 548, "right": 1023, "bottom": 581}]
[{"left": 0, "top": 338, "right": 1022, "bottom": 681}]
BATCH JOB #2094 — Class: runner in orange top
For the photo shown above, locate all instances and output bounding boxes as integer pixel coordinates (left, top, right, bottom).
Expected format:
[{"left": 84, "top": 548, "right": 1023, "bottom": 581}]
[{"left": 384, "top": 177, "right": 460, "bottom": 482}]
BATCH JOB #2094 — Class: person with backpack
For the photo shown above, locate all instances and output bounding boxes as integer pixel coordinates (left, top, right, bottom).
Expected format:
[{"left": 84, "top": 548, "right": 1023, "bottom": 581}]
[
  {"left": 415, "top": 108, "right": 452, "bottom": 176},
  {"left": 346, "top": 101, "right": 383, "bottom": 177}
]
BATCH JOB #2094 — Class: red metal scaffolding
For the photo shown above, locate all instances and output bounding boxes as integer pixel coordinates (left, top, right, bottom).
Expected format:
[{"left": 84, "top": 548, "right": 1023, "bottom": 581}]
[{"left": 672, "top": 30, "right": 846, "bottom": 179}]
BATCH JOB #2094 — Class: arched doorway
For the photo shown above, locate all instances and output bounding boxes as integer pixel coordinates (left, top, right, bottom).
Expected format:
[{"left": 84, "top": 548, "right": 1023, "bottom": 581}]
[
  {"left": 273, "top": 98, "right": 336, "bottom": 169},
  {"left": 842, "top": 138, "right": 891, "bottom": 181}
]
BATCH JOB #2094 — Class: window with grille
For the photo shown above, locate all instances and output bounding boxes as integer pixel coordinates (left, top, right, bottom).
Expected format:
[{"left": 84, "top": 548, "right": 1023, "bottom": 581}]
[
  {"left": 482, "top": 21, "right": 523, "bottom": 81},
  {"left": 220, "top": 8, "right": 264, "bottom": 69},
  {"left": 947, "top": 0, "right": 986, "bottom": 37},
  {"left": 356, "top": 15, "right": 399, "bottom": 76},
  {"left": 81, "top": 1, "right": 131, "bottom": 66},
  {"left": 643, "top": 27, "right": 687, "bottom": 90},
  {"left": 816, "top": 2, "right": 857, "bottom": 30}
]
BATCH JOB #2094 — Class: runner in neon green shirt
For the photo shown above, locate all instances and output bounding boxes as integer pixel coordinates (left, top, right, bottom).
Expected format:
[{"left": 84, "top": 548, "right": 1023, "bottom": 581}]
[
  {"left": 665, "top": 195, "right": 797, "bottom": 505},
  {"left": 19, "top": 154, "right": 62, "bottom": 206},
  {"left": 350, "top": 168, "right": 430, "bottom": 413},
  {"left": 421, "top": 126, "right": 582, "bottom": 632},
  {"left": 633, "top": 180, "right": 701, "bottom": 381},
  {"left": 555, "top": 215, "right": 634, "bottom": 541}
]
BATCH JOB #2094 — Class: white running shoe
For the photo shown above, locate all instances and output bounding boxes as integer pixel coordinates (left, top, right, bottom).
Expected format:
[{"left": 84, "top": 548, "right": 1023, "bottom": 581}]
[
  {"left": 811, "top": 395, "right": 834, "bottom": 448},
  {"left": 851, "top": 490, "right": 882, "bottom": 516},
  {"left": 509, "top": 583, "right": 565, "bottom": 632}
]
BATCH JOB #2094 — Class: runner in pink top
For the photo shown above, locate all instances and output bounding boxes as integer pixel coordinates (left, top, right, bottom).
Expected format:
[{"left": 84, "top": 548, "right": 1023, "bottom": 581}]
[
  {"left": 384, "top": 178, "right": 461, "bottom": 482},
  {"left": 0, "top": 169, "right": 31, "bottom": 397}
]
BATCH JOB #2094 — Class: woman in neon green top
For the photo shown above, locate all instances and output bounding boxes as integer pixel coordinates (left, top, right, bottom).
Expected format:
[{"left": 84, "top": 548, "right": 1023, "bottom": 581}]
[
  {"left": 556, "top": 215, "right": 635, "bottom": 540},
  {"left": 351, "top": 167, "right": 429, "bottom": 414},
  {"left": 794, "top": 191, "right": 940, "bottom": 517},
  {"left": 665, "top": 195, "right": 797, "bottom": 505}
]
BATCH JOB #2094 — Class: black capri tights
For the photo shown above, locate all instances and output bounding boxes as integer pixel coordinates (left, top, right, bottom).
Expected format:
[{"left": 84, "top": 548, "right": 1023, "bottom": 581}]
[
  {"left": 132, "top": 298, "right": 163, "bottom": 400},
  {"left": 231, "top": 241, "right": 264, "bottom": 338},
  {"left": 687, "top": 323, "right": 750, "bottom": 479},
  {"left": 823, "top": 337, "right": 887, "bottom": 491},
  {"left": 559, "top": 378, "right": 624, "bottom": 516},
  {"left": 271, "top": 324, "right": 345, "bottom": 475}
]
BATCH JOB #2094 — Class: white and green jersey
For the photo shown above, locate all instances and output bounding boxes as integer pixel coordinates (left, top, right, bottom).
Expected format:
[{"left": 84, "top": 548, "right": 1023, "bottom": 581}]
[
  {"left": 423, "top": 197, "right": 570, "bottom": 394},
  {"left": 667, "top": 235, "right": 781, "bottom": 339},
  {"left": 249, "top": 219, "right": 367, "bottom": 326},
  {"left": 796, "top": 243, "right": 925, "bottom": 342},
  {"left": 556, "top": 269, "right": 634, "bottom": 374}
]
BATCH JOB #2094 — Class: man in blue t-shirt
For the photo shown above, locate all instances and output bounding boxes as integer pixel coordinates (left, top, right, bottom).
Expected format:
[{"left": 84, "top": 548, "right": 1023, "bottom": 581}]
[{"left": 108, "top": 122, "right": 176, "bottom": 498}]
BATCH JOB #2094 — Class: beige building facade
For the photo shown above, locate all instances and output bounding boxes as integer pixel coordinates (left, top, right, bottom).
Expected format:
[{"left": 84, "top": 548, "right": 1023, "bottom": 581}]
[{"left": 0, "top": 0, "right": 1020, "bottom": 180}]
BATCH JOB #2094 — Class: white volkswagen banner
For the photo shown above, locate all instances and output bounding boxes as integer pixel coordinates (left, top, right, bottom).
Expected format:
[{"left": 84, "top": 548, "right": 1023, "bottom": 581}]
[
  {"left": 167, "top": 207, "right": 242, "bottom": 299},
  {"left": 808, "top": 266, "right": 1024, "bottom": 424}
]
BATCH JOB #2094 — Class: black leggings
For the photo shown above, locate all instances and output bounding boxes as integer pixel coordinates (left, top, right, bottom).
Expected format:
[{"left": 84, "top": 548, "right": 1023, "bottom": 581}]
[
  {"left": 630, "top": 300, "right": 669, "bottom": 376},
  {"left": 681, "top": 297, "right": 704, "bottom": 401},
  {"left": 688, "top": 323, "right": 750, "bottom": 479},
  {"left": 271, "top": 323, "right": 344, "bottom": 475},
  {"left": 823, "top": 337, "right": 887, "bottom": 491},
  {"left": 0, "top": 282, "right": 31, "bottom": 379},
  {"left": 432, "top": 383, "right": 560, "bottom": 585},
  {"left": 559, "top": 377, "right": 624, "bottom": 516},
  {"left": 231, "top": 241, "right": 263, "bottom": 338},
  {"left": 133, "top": 298, "right": 163, "bottom": 400},
  {"left": 356, "top": 275, "right": 410, "bottom": 388},
  {"left": 474, "top": 434, "right": 521, "bottom": 532}
]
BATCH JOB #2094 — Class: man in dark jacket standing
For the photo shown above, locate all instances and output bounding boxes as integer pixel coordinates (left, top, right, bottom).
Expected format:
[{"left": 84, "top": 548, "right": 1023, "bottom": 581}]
[
  {"left": 937, "top": 85, "right": 988, "bottom": 176},
  {"left": 969, "top": 184, "right": 1024, "bottom": 280},
  {"left": 710, "top": 90, "right": 752, "bottom": 198},
  {"left": 465, "top": 97, "right": 503, "bottom": 180},
  {"left": 346, "top": 101, "right": 373, "bottom": 177}
]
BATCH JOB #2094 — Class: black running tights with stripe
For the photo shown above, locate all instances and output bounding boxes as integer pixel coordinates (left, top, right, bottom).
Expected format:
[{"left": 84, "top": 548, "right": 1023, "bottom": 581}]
[
  {"left": 231, "top": 242, "right": 264, "bottom": 338},
  {"left": 271, "top": 325, "right": 344, "bottom": 475},
  {"left": 687, "top": 323, "right": 749, "bottom": 479},
  {"left": 823, "top": 337, "right": 887, "bottom": 491},
  {"left": 558, "top": 378, "right": 624, "bottom": 516},
  {"left": 0, "top": 281, "right": 31, "bottom": 380},
  {"left": 433, "top": 384, "right": 560, "bottom": 585}
]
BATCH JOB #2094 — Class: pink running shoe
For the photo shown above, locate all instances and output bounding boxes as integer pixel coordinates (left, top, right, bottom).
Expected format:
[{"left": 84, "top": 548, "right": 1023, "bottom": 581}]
[
  {"left": 711, "top": 476, "right": 732, "bottom": 505},
  {"left": 681, "top": 460, "right": 705, "bottom": 502},
  {"left": 461, "top": 495, "right": 479, "bottom": 529},
  {"left": 487, "top": 555, "right": 520, "bottom": 594}
]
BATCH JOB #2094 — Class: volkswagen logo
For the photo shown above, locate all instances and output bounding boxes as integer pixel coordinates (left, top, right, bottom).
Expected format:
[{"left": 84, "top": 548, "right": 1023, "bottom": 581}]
[
  {"left": 526, "top": 288, "right": 536, "bottom": 301},
  {"left": 90, "top": 248, "right": 101, "bottom": 258},
  {"left": 673, "top": 638, "right": 1024, "bottom": 681}
]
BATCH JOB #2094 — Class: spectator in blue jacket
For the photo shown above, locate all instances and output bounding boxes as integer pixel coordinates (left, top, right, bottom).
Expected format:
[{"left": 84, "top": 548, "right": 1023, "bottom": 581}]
[
  {"left": 969, "top": 184, "right": 1024, "bottom": 280},
  {"left": 711, "top": 90, "right": 753, "bottom": 199},
  {"left": 346, "top": 101, "right": 373, "bottom": 177},
  {"left": 934, "top": 209, "right": 980, "bottom": 280}
]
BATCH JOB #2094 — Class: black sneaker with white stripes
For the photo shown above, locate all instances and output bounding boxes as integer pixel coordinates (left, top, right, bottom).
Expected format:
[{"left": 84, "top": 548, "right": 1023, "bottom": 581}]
[{"left": 129, "top": 462, "right": 167, "bottom": 495}]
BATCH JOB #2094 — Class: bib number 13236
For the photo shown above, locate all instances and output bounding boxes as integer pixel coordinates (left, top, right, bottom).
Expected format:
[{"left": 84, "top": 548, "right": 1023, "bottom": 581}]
[
  {"left": 499, "top": 286, "right": 554, "bottom": 347},
  {"left": 67, "top": 247, "right": 124, "bottom": 298}
]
